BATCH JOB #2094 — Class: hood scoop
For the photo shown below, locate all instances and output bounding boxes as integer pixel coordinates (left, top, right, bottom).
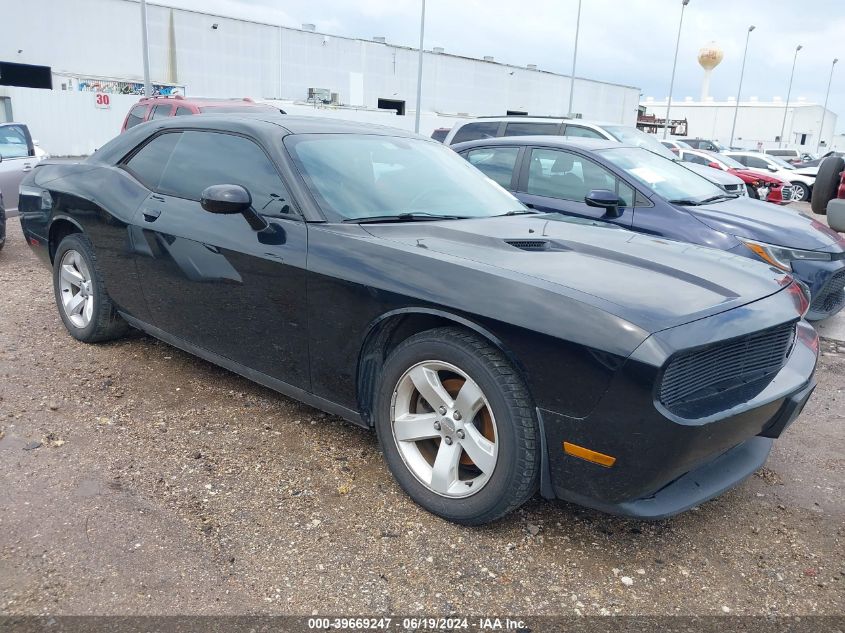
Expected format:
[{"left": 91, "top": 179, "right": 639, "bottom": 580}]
[{"left": 505, "top": 239, "right": 551, "bottom": 251}]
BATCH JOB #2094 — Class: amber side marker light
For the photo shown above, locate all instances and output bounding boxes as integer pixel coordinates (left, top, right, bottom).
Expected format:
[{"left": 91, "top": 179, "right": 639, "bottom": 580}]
[{"left": 563, "top": 442, "right": 617, "bottom": 468}]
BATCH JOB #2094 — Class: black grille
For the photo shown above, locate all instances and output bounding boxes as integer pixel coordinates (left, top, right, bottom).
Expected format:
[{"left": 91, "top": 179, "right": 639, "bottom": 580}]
[
  {"left": 505, "top": 239, "right": 549, "bottom": 251},
  {"left": 809, "top": 269, "right": 845, "bottom": 316},
  {"left": 659, "top": 322, "right": 796, "bottom": 411}
]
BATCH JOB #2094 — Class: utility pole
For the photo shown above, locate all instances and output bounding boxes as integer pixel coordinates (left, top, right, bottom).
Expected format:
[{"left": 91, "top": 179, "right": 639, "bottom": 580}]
[
  {"left": 567, "top": 0, "right": 582, "bottom": 117},
  {"left": 818, "top": 58, "right": 838, "bottom": 154},
  {"left": 729, "top": 25, "right": 755, "bottom": 148},
  {"left": 414, "top": 0, "right": 426, "bottom": 134},
  {"left": 664, "top": 0, "right": 690, "bottom": 139},
  {"left": 140, "top": 0, "right": 152, "bottom": 97},
  {"left": 778, "top": 45, "right": 802, "bottom": 148}
]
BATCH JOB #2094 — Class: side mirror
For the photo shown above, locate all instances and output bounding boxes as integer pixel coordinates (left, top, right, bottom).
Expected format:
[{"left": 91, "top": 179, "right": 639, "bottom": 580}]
[
  {"left": 201, "top": 184, "right": 268, "bottom": 231},
  {"left": 201, "top": 184, "right": 252, "bottom": 215},
  {"left": 585, "top": 189, "right": 623, "bottom": 217},
  {"left": 767, "top": 165, "right": 778, "bottom": 172}
]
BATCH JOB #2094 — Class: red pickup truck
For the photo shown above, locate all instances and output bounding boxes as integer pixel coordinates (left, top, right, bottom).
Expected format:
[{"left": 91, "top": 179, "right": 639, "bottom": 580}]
[{"left": 812, "top": 156, "right": 845, "bottom": 232}]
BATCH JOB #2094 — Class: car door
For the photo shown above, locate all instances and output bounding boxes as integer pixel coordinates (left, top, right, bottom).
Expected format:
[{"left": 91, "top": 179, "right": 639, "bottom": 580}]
[
  {"left": 122, "top": 129, "right": 310, "bottom": 388},
  {"left": 462, "top": 146, "right": 523, "bottom": 191},
  {"left": 0, "top": 123, "right": 35, "bottom": 212},
  {"left": 514, "top": 146, "right": 635, "bottom": 227}
]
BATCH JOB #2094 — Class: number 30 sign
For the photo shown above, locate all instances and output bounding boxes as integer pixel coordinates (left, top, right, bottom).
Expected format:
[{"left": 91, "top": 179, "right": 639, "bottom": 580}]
[{"left": 94, "top": 93, "right": 111, "bottom": 109}]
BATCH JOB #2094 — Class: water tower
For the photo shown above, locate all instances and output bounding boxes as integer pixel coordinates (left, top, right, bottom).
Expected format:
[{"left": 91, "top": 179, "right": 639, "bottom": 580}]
[{"left": 698, "top": 42, "right": 724, "bottom": 101}]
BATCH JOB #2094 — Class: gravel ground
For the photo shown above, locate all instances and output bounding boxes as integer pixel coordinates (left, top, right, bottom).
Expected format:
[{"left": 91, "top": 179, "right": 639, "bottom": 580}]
[{"left": 0, "top": 220, "right": 843, "bottom": 617}]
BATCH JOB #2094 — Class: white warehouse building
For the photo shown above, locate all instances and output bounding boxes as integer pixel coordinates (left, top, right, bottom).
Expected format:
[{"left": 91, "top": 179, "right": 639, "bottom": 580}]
[
  {"left": 640, "top": 97, "right": 838, "bottom": 152},
  {"left": 0, "top": 0, "right": 641, "bottom": 155}
]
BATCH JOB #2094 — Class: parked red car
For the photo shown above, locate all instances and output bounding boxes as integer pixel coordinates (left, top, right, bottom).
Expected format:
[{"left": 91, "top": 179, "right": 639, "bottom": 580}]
[
  {"left": 678, "top": 149, "right": 791, "bottom": 205},
  {"left": 120, "top": 96, "right": 282, "bottom": 132}
]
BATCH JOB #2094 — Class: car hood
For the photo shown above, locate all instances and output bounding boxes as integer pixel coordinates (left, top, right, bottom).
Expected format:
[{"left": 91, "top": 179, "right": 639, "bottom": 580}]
[
  {"left": 362, "top": 215, "right": 792, "bottom": 333},
  {"left": 729, "top": 168, "right": 782, "bottom": 185},
  {"left": 792, "top": 165, "right": 819, "bottom": 177},
  {"left": 688, "top": 196, "right": 845, "bottom": 250}
]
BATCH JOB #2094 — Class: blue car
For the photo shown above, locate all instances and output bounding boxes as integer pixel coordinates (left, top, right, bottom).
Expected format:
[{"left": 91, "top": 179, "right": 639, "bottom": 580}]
[{"left": 453, "top": 137, "right": 845, "bottom": 321}]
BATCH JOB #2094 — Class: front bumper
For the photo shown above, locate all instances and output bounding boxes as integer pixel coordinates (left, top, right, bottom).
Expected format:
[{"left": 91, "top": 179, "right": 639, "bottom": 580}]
[{"left": 537, "top": 293, "right": 818, "bottom": 519}]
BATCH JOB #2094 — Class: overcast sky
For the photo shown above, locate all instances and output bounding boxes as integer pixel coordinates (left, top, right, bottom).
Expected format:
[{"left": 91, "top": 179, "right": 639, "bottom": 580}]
[{"left": 160, "top": 0, "right": 845, "bottom": 132}]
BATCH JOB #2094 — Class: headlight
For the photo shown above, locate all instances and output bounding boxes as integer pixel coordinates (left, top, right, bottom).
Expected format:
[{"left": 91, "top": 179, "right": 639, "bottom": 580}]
[{"left": 739, "top": 238, "right": 832, "bottom": 271}]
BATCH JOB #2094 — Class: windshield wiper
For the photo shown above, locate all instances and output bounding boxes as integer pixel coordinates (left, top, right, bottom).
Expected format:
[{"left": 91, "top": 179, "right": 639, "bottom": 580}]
[
  {"left": 698, "top": 193, "right": 739, "bottom": 204},
  {"left": 495, "top": 209, "right": 543, "bottom": 216},
  {"left": 668, "top": 198, "right": 701, "bottom": 206},
  {"left": 343, "top": 212, "right": 468, "bottom": 224}
]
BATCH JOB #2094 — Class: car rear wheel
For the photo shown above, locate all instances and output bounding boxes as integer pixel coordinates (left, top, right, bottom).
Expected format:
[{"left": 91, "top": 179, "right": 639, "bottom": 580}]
[
  {"left": 374, "top": 327, "right": 539, "bottom": 525},
  {"left": 789, "top": 181, "right": 811, "bottom": 202},
  {"left": 52, "top": 233, "right": 129, "bottom": 343}
]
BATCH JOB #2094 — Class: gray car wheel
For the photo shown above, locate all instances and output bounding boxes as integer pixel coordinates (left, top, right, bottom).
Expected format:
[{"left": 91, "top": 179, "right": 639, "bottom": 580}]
[
  {"left": 52, "top": 233, "right": 129, "bottom": 343},
  {"left": 374, "top": 327, "right": 540, "bottom": 525}
]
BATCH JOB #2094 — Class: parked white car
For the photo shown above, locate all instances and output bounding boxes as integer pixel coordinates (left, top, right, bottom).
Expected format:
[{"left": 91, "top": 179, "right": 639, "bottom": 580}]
[{"left": 723, "top": 151, "right": 816, "bottom": 202}]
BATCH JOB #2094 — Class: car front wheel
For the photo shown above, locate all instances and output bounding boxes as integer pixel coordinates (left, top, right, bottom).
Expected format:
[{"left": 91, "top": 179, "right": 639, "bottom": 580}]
[
  {"left": 52, "top": 233, "right": 129, "bottom": 343},
  {"left": 374, "top": 327, "right": 540, "bottom": 525},
  {"left": 790, "top": 181, "right": 811, "bottom": 202}
]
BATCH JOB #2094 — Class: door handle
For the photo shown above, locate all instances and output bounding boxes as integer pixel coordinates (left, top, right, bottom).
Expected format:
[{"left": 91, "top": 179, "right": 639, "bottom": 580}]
[
  {"left": 142, "top": 208, "right": 162, "bottom": 222},
  {"left": 22, "top": 163, "right": 33, "bottom": 172}
]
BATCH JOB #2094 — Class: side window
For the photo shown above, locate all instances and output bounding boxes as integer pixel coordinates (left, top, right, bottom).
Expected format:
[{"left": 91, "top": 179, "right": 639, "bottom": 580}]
[
  {"left": 151, "top": 104, "right": 172, "bottom": 119},
  {"left": 562, "top": 125, "right": 604, "bottom": 139},
  {"left": 526, "top": 148, "right": 633, "bottom": 206},
  {"left": 174, "top": 107, "right": 193, "bottom": 116},
  {"left": 124, "top": 132, "right": 182, "bottom": 189},
  {"left": 450, "top": 122, "right": 501, "bottom": 144},
  {"left": 464, "top": 147, "right": 520, "bottom": 188},
  {"left": 0, "top": 124, "right": 30, "bottom": 158},
  {"left": 503, "top": 122, "right": 561, "bottom": 137},
  {"left": 158, "top": 131, "right": 293, "bottom": 215},
  {"left": 125, "top": 105, "right": 148, "bottom": 129}
]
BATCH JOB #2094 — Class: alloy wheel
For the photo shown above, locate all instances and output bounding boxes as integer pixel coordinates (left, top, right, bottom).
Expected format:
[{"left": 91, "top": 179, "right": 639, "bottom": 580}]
[
  {"left": 390, "top": 360, "right": 498, "bottom": 498},
  {"left": 58, "top": 249, "right": 94, "bottom": 329}
]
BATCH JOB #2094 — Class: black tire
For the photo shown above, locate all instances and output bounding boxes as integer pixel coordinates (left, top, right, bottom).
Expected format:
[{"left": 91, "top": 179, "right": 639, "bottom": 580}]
[
  {"left": 811, "top": 156, "right": 845, "bottom": 215},
  {"left": 789, "top": 181, "right": 811, "bottom": 203},
  {"left": 52, "top": 233, "right": 129, "bottom": 343},
  {"left": 374, "top": 327, "right": 540, "bottom": 525},
  {"left": 747, "top": 185, "right": 760, "bottom": 200}
]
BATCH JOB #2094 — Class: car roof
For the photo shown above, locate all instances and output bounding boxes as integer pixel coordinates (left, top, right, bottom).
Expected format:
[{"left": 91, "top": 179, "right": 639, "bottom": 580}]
[
  {"left": 451, "top": 135, "right": 629, "bottom": 152},
  {"left": 139, "top": 96, "right": 273, "bottom": 107},
  {"left": 92, "top": 113, "right": 423, "bottom": 165}
]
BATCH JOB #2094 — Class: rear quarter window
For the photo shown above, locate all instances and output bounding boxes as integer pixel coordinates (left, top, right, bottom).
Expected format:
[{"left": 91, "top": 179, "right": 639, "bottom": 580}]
[
  {"left": 125, "top": 104, "right": 148, "bottom": 129},
  {"left": 450, "top": 122, "right": 501, "bottom": 144}
]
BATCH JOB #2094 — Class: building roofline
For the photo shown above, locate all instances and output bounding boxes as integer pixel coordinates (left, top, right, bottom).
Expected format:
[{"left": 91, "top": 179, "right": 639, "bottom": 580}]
[{"left": 118, "top": 0, "right": 640, "bottom": 92}]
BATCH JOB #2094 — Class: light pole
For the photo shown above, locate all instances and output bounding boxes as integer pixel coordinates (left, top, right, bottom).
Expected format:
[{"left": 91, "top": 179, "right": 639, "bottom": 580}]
[
  {"left": 729, "top": 25, "right": 755, "bottom": 148},
  {"left": 664, "top": 0, "right": 690, "bottom": 139},
  {"left": 567, "top": 0, "right": 582, "bottom": 117},
  {"left": 818, "top": 58, "right": 839, "bottom": 153},
  {"left": 413, "top": 0, "right": 426, "bottom": 134},
  {"left": 140, "top": 0, "right": 152, "bottom": 97},
  {"left": 778, "top": 44, "right": 802, "bottom": 148}
]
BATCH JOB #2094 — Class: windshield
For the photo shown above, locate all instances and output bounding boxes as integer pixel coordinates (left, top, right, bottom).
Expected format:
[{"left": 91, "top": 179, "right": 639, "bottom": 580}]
[
  {"left": 706, "top": 152, "right": 745, "bottom": 169},
  {"left": 603, "top": 125, "right": 677, "bottom": 159},
  {"left": 286, "top": 134, "right": 524, "bottom": 221},
  {"left": 600, "top": 146, "right": 726, "bottom": 203},
  {"left": 766, "top": 155, "right": 796, "bottom": 170}
]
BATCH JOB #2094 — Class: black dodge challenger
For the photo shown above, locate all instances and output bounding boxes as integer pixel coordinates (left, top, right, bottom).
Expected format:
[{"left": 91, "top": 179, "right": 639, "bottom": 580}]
[{"left": 18, "top": 114, "right": 818, "bottom": 524}]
